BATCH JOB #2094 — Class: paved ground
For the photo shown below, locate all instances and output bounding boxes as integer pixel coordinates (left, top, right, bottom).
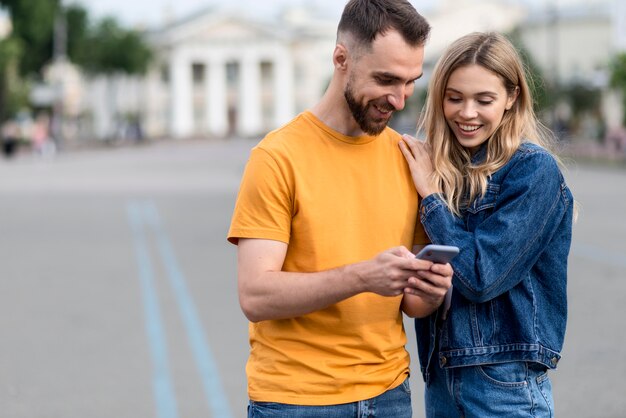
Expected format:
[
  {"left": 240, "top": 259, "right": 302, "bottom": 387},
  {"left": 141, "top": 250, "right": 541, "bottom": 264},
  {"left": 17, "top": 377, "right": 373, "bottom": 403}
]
[{"left": 0, "top": 139, "right": 624, "bottom": 418}]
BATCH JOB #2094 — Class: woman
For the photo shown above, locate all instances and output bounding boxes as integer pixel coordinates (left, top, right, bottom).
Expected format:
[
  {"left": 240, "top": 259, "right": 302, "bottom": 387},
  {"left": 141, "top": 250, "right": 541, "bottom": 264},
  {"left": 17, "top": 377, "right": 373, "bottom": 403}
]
[{"left": 399, "top": 32, "right": 574, "bottom": 417}]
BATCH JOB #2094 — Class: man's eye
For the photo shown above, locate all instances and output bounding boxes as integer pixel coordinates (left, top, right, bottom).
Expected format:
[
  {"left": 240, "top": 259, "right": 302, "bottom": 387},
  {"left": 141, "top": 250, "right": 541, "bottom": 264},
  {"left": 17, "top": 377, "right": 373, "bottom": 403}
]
[{"left": 376, "top": 77, "right": 394, "bottom": 85}]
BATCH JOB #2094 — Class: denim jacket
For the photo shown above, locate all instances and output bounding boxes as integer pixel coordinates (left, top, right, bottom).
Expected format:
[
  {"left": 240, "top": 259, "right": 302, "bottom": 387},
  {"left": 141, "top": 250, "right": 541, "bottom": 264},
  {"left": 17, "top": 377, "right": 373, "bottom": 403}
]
[{"left": 414, "top": 142, "right": 574, "bottom": 384}]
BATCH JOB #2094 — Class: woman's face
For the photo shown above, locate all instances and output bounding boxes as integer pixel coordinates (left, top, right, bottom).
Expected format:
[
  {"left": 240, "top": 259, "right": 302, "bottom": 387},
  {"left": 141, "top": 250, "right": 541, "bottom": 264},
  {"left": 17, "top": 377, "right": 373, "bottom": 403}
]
[{"left": 443, "top": 64, "right": 517, "bottom": 154}]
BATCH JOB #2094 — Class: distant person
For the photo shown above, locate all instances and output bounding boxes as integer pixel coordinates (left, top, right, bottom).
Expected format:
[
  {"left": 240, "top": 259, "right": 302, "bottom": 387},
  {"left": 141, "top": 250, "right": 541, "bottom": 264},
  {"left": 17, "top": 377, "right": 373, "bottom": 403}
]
[
  {"left": 605, "top": 125, "right": 626, "bottom": 154},
  {"left": 400, "top": 32, "right": 575, "bottom": 417},
  {"left": 227, "top": 0, "right": 453, "bottom": 416},
  {"left": 2, "top": 120, "right": 20, "bottom": 158},
  {"left": 31, "top": 113, "right": 56, "bottom": 157}
]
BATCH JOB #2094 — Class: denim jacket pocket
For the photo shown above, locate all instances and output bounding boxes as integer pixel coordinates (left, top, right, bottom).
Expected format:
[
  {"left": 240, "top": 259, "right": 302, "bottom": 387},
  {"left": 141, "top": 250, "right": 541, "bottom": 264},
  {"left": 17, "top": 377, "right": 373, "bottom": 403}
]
[{"left": 465, "top": 183, "right": 500, "bottom": 229}]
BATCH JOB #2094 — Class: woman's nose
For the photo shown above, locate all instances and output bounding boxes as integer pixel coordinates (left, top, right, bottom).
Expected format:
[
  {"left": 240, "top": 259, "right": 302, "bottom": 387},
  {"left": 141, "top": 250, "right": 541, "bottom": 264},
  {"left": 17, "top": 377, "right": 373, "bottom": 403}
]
[{"left": 459, "top": 102, "right": 478, "bottom": 119}]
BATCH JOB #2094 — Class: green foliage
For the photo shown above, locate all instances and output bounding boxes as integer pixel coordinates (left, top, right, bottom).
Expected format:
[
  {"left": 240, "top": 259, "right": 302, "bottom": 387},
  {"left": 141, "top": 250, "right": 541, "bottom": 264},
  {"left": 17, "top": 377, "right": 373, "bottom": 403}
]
[
  {"left": 609, "top": 53, "right": 626, "bottom": 90},
  {"left": 562, "top": 82, "right": 602, "bottom": 118},
  {"left": 0, "top": 0, "right": 153, "bottom": 121},
  {"left": 65, "top": 5, "right": 88, "bottom": 64},
  {"left": 609, "top": 52, "right": 626, "bottom": 124},
  {"left": 0, "top": 0, "right": 59, "bottom": 76},
  {"left": 0, "top": 36, "right": 28, "bottom": 120},
  {"left": 77, "top": 17, "right": 152, "bottom": 75},
  {"left": 506, "top": 29, "right": 555, "bottom": 113},
  {"left": 0, "top": 1, "right": 153, "bottom": 77},
  {"left": 0, "top": 34, "right": 22, "bottom": 69}
]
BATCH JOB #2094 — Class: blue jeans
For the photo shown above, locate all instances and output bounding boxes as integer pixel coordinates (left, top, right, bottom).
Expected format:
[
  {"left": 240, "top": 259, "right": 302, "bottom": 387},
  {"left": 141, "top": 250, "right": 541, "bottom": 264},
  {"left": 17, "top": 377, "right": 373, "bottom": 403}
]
[
  {"left": 247, "top": 378, "right": 412, "bottom": 418},
  {"left": 425, "top": 361, "right": 554, "bottom": 418}
]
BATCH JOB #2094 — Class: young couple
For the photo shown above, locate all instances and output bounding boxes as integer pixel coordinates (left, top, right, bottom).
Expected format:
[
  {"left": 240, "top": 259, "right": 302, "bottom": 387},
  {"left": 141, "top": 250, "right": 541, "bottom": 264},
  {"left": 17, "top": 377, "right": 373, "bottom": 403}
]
[{"left": 228, "top": 0, "right": 574, "bottom": 417}]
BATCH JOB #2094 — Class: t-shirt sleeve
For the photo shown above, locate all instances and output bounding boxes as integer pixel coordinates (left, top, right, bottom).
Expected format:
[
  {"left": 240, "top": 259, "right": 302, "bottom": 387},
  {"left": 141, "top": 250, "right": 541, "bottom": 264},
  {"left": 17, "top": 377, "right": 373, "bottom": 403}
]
[
  {"left": 413, "top": 196, "right": 431, "bottom": 246},
  {"left": 227, "top": 146, "right": 293, "bottom": 245}
]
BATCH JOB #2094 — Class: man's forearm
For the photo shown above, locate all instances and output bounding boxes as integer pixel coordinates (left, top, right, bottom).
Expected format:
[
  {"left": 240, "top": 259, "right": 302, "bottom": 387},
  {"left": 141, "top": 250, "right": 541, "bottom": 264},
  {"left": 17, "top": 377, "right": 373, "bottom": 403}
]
[{"left": 238, "top": 262, "right": 368, "bottom": 322}]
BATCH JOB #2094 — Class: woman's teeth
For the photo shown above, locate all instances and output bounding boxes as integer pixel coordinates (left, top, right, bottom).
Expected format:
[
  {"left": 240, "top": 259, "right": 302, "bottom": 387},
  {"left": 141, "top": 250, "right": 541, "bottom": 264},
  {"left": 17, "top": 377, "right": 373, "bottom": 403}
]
[{"left": 459, "top": 124, "right": 480, "bottom": 132}]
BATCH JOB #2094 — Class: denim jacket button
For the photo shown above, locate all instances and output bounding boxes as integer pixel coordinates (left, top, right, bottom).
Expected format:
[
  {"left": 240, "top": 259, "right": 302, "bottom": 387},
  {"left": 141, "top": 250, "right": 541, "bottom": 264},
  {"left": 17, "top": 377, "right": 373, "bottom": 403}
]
[
  {"left": 440, "top": 356, "right": 447, "bottom": 366},
  {"left": 551, "top": 357, "right": 559, "bottom": 366}
]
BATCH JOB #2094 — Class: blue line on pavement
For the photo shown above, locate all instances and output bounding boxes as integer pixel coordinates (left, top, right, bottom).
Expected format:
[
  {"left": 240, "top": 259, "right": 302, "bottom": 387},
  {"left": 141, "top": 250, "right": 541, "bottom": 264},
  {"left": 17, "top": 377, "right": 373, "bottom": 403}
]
[
  {"left": 571, "top": 243, "right": 626, "bottom": 269},
  {"left": 127, "top": 202, "right": 180, "bottom": 418},
  {"left": 143, "top": 200, "right": 234, "bottom": 418}
]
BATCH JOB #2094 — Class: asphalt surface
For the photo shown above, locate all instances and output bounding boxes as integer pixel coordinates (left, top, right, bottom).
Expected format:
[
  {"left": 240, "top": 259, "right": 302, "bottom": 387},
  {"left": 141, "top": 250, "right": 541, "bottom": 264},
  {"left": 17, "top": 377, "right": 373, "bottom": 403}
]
[{"left": 0, "top": 139, "right": 624, "bottom": 418}]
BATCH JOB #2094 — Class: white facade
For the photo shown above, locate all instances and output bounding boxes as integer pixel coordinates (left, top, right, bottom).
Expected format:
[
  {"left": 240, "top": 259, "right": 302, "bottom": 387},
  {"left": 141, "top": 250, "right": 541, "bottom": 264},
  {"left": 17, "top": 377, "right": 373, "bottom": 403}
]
[
  {"left": 142, "top": 1, "right": 526, "bottom": 139},
  {"left": 423, "top": 0, "right": 526, "bottom": 64},
  {"left": 76, "top": 0, "right": 623, "bottom": 141},
  {"left": 142, "top": 7, "right": 336, "bottom": 139},
  {"left": 517, "top": 2, "right": 613, "bottom": 85}
]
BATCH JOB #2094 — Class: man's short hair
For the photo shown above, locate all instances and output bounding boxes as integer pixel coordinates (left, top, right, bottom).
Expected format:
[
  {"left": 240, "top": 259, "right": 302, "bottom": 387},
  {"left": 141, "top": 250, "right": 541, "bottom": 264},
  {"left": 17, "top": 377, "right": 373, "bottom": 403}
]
[{"left": 337, "top": 0, "right": 430, "bottom": 49}]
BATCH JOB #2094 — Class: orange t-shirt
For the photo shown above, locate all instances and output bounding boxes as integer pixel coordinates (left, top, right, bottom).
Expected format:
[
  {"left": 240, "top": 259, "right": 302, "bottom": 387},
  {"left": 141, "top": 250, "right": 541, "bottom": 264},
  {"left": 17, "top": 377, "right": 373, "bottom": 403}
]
[{"left": 228, "top": 111, "right": 428, "bottom": 405}]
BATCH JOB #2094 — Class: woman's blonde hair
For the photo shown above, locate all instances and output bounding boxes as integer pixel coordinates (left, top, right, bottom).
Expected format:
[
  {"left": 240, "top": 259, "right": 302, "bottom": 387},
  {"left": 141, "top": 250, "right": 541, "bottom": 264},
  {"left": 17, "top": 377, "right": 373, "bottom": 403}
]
[{"left": 419, "top": 31, "right": 556, "bottom": 216}]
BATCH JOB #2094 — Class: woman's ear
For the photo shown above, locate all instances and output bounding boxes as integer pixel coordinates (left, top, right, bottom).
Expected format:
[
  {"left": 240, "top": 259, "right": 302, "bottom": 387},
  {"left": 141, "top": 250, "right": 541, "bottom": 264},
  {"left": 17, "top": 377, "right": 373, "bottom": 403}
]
[{"left": 505, "top": 86, "right": 520, "bottom": 110}]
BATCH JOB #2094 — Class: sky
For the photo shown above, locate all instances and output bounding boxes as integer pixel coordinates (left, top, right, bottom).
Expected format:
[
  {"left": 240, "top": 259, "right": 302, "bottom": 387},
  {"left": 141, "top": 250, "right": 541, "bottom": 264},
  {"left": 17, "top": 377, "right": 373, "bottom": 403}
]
[
  {"left": 66, "top": 0, "right": 360, "bottom": 29},
  {"left": 67, "top": 0, "right": 611, "bottom": 30}
]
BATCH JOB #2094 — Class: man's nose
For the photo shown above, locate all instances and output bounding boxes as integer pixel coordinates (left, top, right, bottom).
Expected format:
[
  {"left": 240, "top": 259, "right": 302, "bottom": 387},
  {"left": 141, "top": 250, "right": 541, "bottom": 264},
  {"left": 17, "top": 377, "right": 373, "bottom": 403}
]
[{"left": 387, "top": 87, "right": 407, "bottom": 111}]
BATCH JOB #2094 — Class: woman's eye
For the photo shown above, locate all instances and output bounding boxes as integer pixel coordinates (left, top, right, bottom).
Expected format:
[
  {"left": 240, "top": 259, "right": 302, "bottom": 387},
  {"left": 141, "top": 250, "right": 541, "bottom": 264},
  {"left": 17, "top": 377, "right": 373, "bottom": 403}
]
[{"left": 478, "top": 100, "right": 494, "bottom": 105}]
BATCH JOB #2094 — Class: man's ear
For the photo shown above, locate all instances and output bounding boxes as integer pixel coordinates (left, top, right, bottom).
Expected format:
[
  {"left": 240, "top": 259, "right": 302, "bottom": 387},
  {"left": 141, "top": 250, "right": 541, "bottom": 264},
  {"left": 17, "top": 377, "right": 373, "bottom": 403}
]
[{"left": 333, "top": 44, "right": 349, "bottom": 71}]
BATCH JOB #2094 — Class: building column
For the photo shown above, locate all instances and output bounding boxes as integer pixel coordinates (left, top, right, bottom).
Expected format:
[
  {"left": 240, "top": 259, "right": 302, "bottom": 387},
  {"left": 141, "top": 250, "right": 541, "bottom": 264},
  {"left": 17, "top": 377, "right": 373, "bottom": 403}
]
[
  {"left": 273, "top": 50, "right": 295, "bottom": 127},
  {"left": 205, "top": 59, "right": 228, "bottom": 137},
  {"left": 238, "top": 52, "right": 262, "bottom": 137},
  {"left": 170, "top": 51, "right": 193, "bottom": 138},
  {"left": 615, "top": 0, "right": 626, "bottom": 51}
]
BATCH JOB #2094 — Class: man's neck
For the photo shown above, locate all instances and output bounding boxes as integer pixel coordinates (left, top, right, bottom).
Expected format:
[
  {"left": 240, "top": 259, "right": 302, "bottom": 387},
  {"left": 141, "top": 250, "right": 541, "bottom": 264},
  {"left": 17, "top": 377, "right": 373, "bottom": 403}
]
[{"left": 310, "top": 90, "right": 364, "bottom": 137}]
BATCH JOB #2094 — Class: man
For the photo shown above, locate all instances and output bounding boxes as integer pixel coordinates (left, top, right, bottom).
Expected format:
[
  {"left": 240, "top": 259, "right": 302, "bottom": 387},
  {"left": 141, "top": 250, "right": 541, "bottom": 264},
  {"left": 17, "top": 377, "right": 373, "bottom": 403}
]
[{"left": 227, "top": 0, "right": 453, "bottom": 416}]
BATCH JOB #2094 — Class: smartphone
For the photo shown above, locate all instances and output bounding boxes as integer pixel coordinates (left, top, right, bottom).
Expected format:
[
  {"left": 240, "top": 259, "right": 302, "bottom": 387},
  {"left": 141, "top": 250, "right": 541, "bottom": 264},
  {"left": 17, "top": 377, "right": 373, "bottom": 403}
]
[
  {"left": 415, "top": 244, "right": 459, "bottom": 320},
  {"left": 415, "top": 244, "right": 459, "bottom": 264}
]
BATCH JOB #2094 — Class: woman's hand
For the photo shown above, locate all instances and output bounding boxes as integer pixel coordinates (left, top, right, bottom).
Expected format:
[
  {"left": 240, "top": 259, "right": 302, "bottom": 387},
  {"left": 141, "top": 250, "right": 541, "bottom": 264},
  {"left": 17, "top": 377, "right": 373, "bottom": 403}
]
[
  {"left": 401, "top": 260, "right": 453, "bottom": 318},
  {"left": 399, "top": 134, "right": 440, "bottom": 197}
]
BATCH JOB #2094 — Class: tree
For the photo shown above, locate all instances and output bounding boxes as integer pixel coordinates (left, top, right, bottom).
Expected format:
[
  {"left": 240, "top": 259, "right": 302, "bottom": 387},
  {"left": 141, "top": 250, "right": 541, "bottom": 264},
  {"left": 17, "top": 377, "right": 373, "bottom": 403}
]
[
  {"left": 65, "top": 4, "right": 89, "bottom": 64},
  {"left": 562, "top": 82, "right": 602, "bottom": 120},
  {"left": 73, "top": 16, "right": 153, "bottom": 141},
  {"left": 0, "top": 0, "right": 59, "bottom": 77},
  {"left": 609, "top": 52, "right": 626, "bottom": 125},
  {"left": 76, "top": 17, "right": 152, "bottom": 76},
  {"left": 0, "top": 36, "right": 28, "bottom": 121},
  {"left": 0, "top": 0, "right": 152, "bottom": 77},
  {"left": 0, "top": 0, "right": 152, "bottom": 126},
  {"left": 507, "top": 29, "right": 555, "bottom": 114},
  {"left": 0, "top": 0, "right": 59, "bottom": 124}
]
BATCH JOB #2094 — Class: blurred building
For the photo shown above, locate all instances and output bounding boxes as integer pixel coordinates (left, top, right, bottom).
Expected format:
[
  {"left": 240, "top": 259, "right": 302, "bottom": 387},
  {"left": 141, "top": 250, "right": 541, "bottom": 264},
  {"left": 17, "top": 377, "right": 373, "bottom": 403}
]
[
  {"left": 82, "top": 6, "right": 336, "bottom": 140},
  {"left": 517, "top": 0, "right": 621, "bottom": 129},
  {"left": 518, "top": 2, "right": 612, "bottom": 85},
  {"left": 77, "top": 0, "right": 621, "bottom": 141},
  {"left": 83, "top": 1, "right": 528, "bottom": 140},
  {"left": 145, "top": 6, "right": 336, "bottom": 139},
  {"left": 423, "top": 0, "right": 526, "bottom": 65}
]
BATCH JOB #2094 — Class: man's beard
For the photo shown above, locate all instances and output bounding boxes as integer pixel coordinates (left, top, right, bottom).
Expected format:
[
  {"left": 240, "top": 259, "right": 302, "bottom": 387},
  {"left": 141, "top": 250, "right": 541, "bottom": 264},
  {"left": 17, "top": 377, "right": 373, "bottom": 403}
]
[{"left": 344, "top": 81, "right": 394, "bottom": 136}]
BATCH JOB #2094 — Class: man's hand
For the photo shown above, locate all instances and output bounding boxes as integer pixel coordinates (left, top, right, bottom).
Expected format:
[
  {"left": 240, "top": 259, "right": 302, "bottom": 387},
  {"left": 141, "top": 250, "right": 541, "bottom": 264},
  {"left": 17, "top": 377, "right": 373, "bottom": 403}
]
[
  {"left": 348, "top": 246, "right": 437, "bottom": 296},
  {"left": 237, "top": 240, "right": 442, "bottom": 322}
]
